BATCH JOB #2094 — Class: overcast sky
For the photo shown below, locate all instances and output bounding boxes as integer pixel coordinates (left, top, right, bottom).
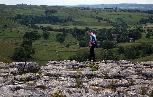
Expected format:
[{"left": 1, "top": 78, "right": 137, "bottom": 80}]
[{"left": 0, "top": 0, "right": 153, "bottom": 5}]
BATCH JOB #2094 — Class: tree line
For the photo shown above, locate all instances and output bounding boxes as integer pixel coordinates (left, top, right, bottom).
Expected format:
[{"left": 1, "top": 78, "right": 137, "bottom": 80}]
[
  {"left": 40, "top": 21, "right": 143, "bottom": 49},
  {"left": 12, "top": 14, "right": 74, "bottom": 25},
  {"left": 139, "top": 16, "right": 153, "bottom": 24}
]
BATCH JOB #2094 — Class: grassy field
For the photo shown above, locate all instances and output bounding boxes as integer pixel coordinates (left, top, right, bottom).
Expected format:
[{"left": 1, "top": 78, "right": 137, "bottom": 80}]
[
  {"left": 134, "top": 54, "right": 153, "bottom": 62},
  {"left": 0, "top": 39, "right": 17, "bottom": 63},
  {"left": 0, "top": 5, "right": 153, "bottom": 64},
  {"left": 135, "top": 33, "right": 153, "bottom": 44}
]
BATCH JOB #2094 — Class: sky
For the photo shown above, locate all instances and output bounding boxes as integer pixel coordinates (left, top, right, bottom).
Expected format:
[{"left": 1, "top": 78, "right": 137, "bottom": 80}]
[{"left": 0, "top": 0, "right": 153, "bottom": 5}]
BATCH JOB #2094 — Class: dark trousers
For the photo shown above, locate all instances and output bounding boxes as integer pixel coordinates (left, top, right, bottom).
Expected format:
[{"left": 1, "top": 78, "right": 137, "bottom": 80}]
[{"left": 89, "top": 45, "right": 95, "bottom": 62}]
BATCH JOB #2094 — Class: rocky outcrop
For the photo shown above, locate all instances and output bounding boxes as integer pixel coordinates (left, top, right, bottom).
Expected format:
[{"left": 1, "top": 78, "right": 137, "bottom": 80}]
[
  {"left": 9, "top": 62, "right": 40, "bottom": 74},
  {"left": 0, "top": 60, "right": 153, "bottom": 97}
]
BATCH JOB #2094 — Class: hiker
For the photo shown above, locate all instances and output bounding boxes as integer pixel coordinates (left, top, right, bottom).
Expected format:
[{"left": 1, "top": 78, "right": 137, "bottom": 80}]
[{"left": 87, "top": 30, "right": 97, "bottom": 62}]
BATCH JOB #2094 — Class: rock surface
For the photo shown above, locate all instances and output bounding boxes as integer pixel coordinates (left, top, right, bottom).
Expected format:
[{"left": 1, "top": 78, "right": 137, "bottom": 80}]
[{"left": 0, "top": 60, "right": 153, "bottom": 97}]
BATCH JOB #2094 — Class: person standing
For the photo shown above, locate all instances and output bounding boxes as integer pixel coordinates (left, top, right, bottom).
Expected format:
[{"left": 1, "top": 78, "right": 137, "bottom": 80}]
[{"left": 87, "top": 31, "right": 97, "bottom": 62}]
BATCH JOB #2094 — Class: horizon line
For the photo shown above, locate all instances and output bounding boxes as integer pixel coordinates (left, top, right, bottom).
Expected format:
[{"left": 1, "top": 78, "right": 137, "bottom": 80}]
[{"left": 1, "top": 3, "right": 153, "bottom": 6}]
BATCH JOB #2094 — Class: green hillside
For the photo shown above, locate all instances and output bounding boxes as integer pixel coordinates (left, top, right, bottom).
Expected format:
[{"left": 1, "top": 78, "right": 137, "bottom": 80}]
[{"left": 0, "top": 4, "right": 153, "bottom": 64}]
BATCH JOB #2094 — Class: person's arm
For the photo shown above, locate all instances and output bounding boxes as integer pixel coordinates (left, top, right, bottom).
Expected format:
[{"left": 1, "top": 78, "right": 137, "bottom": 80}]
[
  {"left": 88, "top": 41, "right": 92, "bottom": 47},
  {"left": 88, "top": 36, "right": 92, "bottom": 47}
]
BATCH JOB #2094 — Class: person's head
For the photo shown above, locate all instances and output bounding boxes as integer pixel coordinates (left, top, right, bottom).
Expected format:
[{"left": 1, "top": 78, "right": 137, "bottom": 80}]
[
  {"left": 91, "top": 30, "right": 95, "bottom": 34},
  {"left": 87, "top": 31, "right": 92, "bottom": 36}
]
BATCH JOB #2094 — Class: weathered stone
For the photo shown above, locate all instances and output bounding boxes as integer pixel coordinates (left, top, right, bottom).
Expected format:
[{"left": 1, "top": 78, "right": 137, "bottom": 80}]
[
  {"left": 10, "top": 68, "right": 18, "bottom": 75},
  {"left": 142, "top": 68, "right": 153, "bottom": 78},
  {"left": 15, "top": 73, "right": 40, "bottom": 82},
  {"left": 0, "top": 62, "right": 8, "bottom": 69},
  {"left": 66, "top": 62, "right": 86, "bottom": 69},
  {"left": 141, "top": 61, "right": 153, "bottom": 68},
  {"left": 120, "top": 67, "right": 136, "bottom": 78},
  {"left": 16, "top": 62, "right": 40, "bottom": 74},
  {"left": 0, "top": 77, "right": 4, "bottom": 84},
  {"left": 0, "top": 60, "right": 153, "bottom": 97},
  {"left": 43, "top": 71, "right": 62, "bottom": 77},
  {"left": 107, "top": 66, "right": 122, "bottom": 78}
]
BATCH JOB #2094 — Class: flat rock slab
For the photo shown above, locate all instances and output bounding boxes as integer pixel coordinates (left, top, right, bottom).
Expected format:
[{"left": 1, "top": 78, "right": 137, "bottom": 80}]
[{"left": 0, "top": 60, "right": 153, "bottom": 97}]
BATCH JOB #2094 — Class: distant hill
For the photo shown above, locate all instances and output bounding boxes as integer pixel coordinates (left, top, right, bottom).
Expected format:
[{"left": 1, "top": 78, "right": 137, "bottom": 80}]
[{"left": 75, "top": 4, "right": 153, "bottom": 10}]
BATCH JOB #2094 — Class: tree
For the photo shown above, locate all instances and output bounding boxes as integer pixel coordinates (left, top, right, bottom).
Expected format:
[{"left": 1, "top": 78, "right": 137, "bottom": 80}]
[
  {"left": 23, "top": 31, "right": 41, "bottom": 41},
  {"left": 101, "top": 40, "right": 117, "bottom": 49},
  {"left": 12, "top": 45, "right": 35, "bottom": 62},
  {"left": 56, "top": 33, "right": 66, "bottom": 43},
  {"left": 101, "top": 49, "right": 119, "bottom": 60},
  {"left": 12, "top": 31, "right": 40, "bottom": 62},
  {"left": 124, "top": 46, "right": 139, "bottom": 59},
  {"left": 42, "top": 31, "right": 50, "bottom": 40},
  {"left": 22, "top": 39, "right": 32, "bottom": 47},
  {"left": 140, "top": 44, "right": 153, "bottom": 55},
  {"left": 146, "top": 29, "right": 153, "bottom": 38},
  {"left": 45, "top": 9, "right": 57, "bottom": 16},
  {"left": 113, "top": 18, "right": 128, "bottom": 34},
  {"left": 117, "top": 32, "right": 130, "bottom": 42},
  {"left": 79, "top": 36, "right": 88, "bottom": 47},
  {"left": 128, "top": 28, "right": 142, "bottom": 41}
]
